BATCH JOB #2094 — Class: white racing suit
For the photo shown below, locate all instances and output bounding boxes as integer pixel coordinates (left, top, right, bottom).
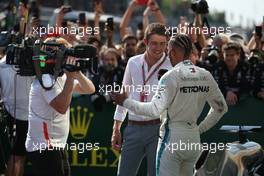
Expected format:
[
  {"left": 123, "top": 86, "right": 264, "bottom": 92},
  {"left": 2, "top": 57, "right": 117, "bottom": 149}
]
[{"left": 123, "top": 60, "right": 228, "bottom": 176}]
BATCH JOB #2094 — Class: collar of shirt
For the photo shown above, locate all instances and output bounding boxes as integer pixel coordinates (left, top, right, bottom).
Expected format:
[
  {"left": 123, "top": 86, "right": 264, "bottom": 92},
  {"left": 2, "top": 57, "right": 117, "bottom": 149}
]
[
  {"left": 141, "top": 53, "right": 166, "bottom": 80},
  {"left": 175, "top": 59, "right": 193, "bottom": 68}
]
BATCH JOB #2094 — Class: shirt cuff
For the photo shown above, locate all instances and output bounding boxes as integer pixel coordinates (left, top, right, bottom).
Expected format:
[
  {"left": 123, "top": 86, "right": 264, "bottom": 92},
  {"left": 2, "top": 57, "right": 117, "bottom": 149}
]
[{"left": 113, "top": 111, "right": 126, "bottom": 122}]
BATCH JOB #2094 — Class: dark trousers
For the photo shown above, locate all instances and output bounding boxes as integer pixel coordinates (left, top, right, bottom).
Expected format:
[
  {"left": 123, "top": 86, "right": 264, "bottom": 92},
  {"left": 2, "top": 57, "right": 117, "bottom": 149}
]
[{"left": 27, "top": 149, "right": 71, "bottom": 176}]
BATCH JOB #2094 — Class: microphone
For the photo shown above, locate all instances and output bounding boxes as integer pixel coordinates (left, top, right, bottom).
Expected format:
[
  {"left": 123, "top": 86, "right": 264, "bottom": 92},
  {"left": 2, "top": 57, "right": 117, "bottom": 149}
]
[{"left": 158, "top": 69, "right": 168, "bottom": 80}]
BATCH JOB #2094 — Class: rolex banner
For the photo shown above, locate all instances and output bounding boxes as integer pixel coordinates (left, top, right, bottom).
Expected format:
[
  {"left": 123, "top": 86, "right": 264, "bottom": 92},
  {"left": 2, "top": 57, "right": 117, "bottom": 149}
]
[
  {"left": 68, "top": 95, "right": 120, "bottom": 176},
  {"left": 24, "top": 95, "right": 264, "bottom": 176}
]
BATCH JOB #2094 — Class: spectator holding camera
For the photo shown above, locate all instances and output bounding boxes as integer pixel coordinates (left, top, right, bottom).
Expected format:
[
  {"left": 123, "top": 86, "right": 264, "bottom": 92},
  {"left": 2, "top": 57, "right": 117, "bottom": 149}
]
[
  {"left": 213, "top": 42, "right": 251, "bottom": 106},
  {"left": 25, "top": 37, "right": 95, "bottom": 176},
  {"left": 104, "top": 17, "right": 116, "bottom": 49},
  {"left": 55, "top": 6, "right": 78, "bottom": 45},
  {"left": 91, "top": 48, "right": 124, "bottom": 111}
]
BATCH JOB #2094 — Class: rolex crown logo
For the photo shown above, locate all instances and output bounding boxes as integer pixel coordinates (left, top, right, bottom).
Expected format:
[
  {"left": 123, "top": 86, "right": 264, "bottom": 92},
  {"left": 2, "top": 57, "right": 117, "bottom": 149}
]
[{"left": 70, "top": 106, "right": 94, "bottom": 139}]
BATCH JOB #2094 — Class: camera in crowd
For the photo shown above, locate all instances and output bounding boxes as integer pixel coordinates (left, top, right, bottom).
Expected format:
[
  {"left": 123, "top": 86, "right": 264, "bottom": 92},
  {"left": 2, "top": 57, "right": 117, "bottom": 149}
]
[
  {"left": 205, "top": 45, "right": 219, "bottom": 64},
  {"left": 0, "top": 31, "right": 22, "bottom": 48},
  {"left": 6, "top": 38, "right": 98, "bottom": 76},
  {"left": 248, "top": 49, "right": 264, "bottom": 65},
  {"left": 5, "top": 36, "right": 36, "bottom": 76},
  {"left": 190, "top": 0, "right": 209, "bottom": 14},
  {"left": 4, "top": 33, "right": 98, "bottom": 89},
  {"left": 105, "top": 17, "right": 114, "bottom": 31}
]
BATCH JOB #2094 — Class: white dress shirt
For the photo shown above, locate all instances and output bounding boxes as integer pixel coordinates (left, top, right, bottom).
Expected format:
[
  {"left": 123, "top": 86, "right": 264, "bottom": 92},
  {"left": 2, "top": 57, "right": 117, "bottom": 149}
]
[{"left": 113, "top": 53, "right": 172, "bottom": 122}]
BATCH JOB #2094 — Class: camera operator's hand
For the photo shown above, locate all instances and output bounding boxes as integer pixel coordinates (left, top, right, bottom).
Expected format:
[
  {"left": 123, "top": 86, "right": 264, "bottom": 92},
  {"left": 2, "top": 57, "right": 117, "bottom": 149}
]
[
  {"left": 64, "top": 56, "right": 79, "bottom": 73},
  {"left": 64, "top": 56, "right": 95, "bottom": 94},
  {"left": 226, "top": 91, "right": 238, "bottom": 106}
]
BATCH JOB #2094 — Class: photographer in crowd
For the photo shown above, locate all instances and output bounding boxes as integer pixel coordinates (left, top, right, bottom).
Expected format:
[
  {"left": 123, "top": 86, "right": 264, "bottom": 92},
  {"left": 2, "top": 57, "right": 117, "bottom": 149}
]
[
  {"left": 91, "top": 48, "right": 124, "bottom": 111},
  {"left": 25, "top": 37, "right": 95, "bottom": 176}
]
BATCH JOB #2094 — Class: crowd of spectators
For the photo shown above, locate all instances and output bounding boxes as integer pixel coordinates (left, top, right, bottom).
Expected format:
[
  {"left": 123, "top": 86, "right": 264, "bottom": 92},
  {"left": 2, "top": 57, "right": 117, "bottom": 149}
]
[
  {"left": 0, "top": 0, "right": 264, "bottom": 110},
  {"left": 0, "top": 0, "right": 264, "bottom": 175}
]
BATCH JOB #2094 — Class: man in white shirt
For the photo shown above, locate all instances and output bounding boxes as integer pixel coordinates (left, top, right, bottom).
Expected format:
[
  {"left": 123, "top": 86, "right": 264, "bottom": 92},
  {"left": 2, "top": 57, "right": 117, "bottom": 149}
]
[
  {"left": 111, "top": 34, "right": 228, "bottom": 176},
  {"left": 25, "top": 37, "right": 95, "bottom": 176},
  {"left": 111, "top": 23, "right": 172, "bottom": 176},
  {"left": 0, "top": 55, "right": 33, "bottom": 176}
]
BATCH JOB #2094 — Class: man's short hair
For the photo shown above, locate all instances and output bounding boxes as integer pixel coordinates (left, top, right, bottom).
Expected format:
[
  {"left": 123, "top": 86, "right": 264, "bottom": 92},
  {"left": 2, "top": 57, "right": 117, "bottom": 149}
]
[
  {"left": 144, "top": 23, "right": 166, "bottom": 41},
  {"left": 169, "top": 34, "right": 193, "bottom": 58},
  {"left": 122, "top": 34, "right": 138, "bottom": 44},
  {"left": 223, "top": 42, "right": 241, "bottom": 54}
]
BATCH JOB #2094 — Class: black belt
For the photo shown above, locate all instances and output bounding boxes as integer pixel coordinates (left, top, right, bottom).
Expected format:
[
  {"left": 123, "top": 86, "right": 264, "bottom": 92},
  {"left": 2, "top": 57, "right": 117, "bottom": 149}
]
[{"left": 128, "top": 119, "right": 160, "bottom": 126}]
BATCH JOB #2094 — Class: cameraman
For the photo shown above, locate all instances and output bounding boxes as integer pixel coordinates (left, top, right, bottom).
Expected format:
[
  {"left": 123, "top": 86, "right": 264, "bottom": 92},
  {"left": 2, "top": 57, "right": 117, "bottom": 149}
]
[
  {"left": 0, "top": 54, "right": 33, "bottom": 176},
  {"left": 25, "top": 37, "right": 95, "bottom": 176}
]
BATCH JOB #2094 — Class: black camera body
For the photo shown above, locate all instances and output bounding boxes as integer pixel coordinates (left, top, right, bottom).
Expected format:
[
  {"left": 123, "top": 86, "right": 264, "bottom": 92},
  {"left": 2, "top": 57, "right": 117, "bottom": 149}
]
[
  {"left": 6, "top": 37, "right": 35, "bottom": 76},
  {"left": 6, "top": 39, "right": 98, "bottom": 76},
  {"left": 105, "top": 17, "right": 114, "bottom": 31},
  {"left": 0, "top": 31, "right": 23, "bottom": 48},
  {"left": 191, "top": 0, "right": 209, "bottom": 14},
  {"left": 6, "top": 38, "right": 98, "bottom": 89},
  {"left": 206, "top": 45, "right": 219, "bottom": 64}
]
